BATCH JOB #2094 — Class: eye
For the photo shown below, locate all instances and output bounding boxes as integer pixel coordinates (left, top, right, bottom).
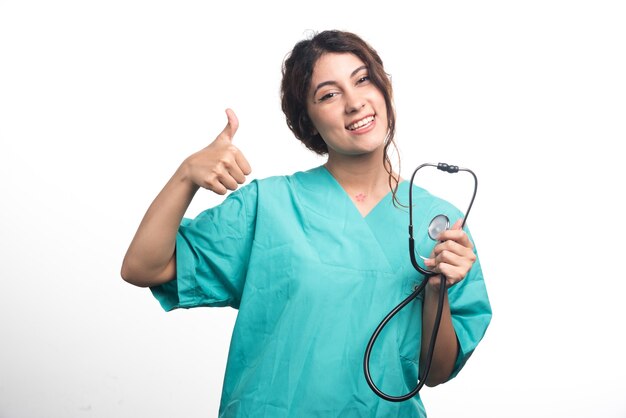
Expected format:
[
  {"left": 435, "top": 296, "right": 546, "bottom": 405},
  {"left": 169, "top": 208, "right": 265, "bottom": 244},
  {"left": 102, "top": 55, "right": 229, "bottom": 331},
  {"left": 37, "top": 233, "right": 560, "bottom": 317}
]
[
  {"left": 357, "top": 75, "right": 371, "bottom": 84},
  {"left": 317, "top": 91, "right": 340, "bottom": 103}
]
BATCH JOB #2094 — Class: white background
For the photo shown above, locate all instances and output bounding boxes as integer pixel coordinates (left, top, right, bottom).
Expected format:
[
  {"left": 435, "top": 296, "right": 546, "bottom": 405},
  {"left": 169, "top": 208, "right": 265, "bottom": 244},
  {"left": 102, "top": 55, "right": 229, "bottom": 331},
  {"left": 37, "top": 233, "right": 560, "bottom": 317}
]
[{"left": 1, "top": 0, "right": 625, "bottom": 417}]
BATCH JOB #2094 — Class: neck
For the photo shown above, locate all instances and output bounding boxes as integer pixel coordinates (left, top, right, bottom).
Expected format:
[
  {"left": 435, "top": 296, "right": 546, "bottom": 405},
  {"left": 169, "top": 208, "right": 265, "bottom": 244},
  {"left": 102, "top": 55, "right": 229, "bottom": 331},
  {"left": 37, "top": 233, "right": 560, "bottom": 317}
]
[
  {"left": 324, "top": 148, "right": 399, "bottom": 206},
  {"left": 326, "top": 149, "right": 383, "bottom": 183}
]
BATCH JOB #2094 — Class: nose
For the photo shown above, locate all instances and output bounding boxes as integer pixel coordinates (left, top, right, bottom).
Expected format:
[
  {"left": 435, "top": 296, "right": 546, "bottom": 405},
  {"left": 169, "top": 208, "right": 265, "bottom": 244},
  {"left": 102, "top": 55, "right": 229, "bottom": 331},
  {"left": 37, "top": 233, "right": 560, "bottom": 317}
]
[{"left": 344, "top": 89, "right": 365, "bottom": 113}]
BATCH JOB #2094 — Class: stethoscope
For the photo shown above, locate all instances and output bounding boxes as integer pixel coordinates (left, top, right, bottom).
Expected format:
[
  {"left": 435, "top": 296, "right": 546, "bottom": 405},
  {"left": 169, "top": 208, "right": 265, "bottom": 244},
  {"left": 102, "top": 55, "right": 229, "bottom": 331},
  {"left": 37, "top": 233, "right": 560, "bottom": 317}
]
[{"left": 363, "top": 162, "right": 478, "bottom": 402}]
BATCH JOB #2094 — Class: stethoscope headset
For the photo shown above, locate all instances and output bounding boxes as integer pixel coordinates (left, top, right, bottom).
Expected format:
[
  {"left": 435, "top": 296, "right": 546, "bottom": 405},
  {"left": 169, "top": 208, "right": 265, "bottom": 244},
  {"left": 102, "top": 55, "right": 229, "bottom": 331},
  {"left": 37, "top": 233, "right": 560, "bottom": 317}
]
[{"left": 363, "top": 162, "right": 478, "bottom": 402}]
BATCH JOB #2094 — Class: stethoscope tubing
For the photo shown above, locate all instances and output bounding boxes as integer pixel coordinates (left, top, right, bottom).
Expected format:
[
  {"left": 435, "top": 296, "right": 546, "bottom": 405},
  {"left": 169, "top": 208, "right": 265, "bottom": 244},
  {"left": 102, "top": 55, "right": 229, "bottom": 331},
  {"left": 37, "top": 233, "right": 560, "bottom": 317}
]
[{"left": 363, "top": 162, "right": 478, "bottom": 402}]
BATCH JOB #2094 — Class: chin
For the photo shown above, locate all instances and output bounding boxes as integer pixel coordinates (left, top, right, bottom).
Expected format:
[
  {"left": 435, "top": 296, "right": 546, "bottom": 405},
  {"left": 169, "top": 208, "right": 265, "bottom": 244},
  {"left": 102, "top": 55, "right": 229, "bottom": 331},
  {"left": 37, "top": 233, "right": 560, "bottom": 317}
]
[{"left": 345, "top": 144, "right": 386, "bottom": 157}]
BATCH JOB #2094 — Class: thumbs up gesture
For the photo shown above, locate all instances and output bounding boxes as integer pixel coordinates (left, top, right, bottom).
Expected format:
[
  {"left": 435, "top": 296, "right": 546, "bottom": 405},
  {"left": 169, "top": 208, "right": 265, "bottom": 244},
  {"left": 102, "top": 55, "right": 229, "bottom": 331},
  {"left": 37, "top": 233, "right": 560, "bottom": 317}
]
[{"left": 182, "top": 109, "right": 252, "bottom": 195}]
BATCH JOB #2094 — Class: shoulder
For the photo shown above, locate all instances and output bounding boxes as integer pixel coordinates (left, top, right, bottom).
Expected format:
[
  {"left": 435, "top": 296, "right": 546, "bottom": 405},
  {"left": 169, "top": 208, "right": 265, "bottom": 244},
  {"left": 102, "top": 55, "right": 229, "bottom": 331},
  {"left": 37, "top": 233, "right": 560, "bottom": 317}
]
[
  {"left": 219, "top": 166, "right": 325, "bottom": 213},
  {"left": 248, "top": 165, "right": 327, "bottom": 194},
  {"left": 402, "top": 182, "right": 462, "bottom": 214}
]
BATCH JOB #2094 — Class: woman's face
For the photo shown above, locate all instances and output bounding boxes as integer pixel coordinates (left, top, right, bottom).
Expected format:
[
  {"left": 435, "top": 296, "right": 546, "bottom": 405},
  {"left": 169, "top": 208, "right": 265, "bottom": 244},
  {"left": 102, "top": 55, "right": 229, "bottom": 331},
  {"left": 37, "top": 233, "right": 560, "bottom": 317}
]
[{"left": 306, "top": 52, "right": 388, "bottom": 158}]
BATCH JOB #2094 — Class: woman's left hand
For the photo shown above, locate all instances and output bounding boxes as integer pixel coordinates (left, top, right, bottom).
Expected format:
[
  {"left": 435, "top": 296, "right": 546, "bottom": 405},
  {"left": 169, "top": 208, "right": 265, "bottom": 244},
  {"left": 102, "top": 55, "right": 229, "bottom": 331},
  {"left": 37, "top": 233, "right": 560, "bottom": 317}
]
[{"left": 423, "top": 219, "right": 476, "bottom": 288}]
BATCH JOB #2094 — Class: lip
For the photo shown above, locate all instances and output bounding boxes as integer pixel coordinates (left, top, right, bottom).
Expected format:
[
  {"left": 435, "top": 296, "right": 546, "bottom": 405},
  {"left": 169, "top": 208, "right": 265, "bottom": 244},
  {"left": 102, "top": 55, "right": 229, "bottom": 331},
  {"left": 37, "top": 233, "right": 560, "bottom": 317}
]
[{"left": 346, "top": 114, "right": 375, "bottom": 132}]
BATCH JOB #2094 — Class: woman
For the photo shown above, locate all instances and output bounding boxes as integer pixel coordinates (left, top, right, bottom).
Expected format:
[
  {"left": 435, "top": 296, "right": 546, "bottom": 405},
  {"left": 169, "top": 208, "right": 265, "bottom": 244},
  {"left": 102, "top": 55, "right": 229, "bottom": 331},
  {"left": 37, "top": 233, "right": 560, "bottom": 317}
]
[{"left": 121, "top": 30, "right": 491, "bottom": 418}]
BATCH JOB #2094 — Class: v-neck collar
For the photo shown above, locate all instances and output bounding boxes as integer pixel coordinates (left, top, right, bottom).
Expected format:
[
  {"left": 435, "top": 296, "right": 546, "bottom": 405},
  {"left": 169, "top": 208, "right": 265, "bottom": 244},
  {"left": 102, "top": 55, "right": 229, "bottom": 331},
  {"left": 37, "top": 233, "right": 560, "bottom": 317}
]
[
  {"left": 290, "top": 165, "right": 411, "bottom": 273},
  {"left": 316, "top": 165, "right": 406, "bottom": 219}
]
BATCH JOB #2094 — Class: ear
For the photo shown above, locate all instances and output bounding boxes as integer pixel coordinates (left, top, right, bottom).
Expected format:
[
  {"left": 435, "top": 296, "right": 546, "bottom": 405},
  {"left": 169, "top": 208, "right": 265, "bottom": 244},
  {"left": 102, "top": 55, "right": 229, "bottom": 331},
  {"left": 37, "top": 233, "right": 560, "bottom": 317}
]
[
  {"left": 307, "top": 118, "right": 319, "bottom": 136},
  {"left": 301, "top": 113, "right": 317, "bottom": 136}
]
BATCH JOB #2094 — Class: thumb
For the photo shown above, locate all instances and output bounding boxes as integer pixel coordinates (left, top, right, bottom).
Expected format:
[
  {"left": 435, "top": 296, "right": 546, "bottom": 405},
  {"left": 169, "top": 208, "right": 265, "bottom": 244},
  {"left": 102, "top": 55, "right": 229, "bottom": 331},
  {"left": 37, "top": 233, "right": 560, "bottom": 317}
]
[{"left": 217, "top": 108, "right": 239, "bottom": 142}]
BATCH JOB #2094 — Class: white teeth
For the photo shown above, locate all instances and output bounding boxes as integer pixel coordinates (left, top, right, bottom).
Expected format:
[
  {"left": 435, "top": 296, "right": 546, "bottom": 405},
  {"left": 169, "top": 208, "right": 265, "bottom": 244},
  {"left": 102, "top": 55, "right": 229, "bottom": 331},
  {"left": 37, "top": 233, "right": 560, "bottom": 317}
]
[{"left": 348, "top": 116, "right": 374, "bottom": 130}]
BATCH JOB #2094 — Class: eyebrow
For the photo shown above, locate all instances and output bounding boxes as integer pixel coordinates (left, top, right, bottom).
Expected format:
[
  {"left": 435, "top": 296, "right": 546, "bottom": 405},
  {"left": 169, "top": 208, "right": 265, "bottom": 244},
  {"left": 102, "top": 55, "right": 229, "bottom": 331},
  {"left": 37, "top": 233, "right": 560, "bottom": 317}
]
[{"left": 312, "top": 65, "right": 369, "bottom": 97}]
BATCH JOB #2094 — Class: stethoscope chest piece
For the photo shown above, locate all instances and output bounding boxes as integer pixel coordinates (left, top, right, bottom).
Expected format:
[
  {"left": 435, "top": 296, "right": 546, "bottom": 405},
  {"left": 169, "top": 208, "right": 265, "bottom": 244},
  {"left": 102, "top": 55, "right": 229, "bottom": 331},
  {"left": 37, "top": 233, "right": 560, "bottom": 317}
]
[{"left": 428, "top": 214, "right": 449, "bottom": 241}]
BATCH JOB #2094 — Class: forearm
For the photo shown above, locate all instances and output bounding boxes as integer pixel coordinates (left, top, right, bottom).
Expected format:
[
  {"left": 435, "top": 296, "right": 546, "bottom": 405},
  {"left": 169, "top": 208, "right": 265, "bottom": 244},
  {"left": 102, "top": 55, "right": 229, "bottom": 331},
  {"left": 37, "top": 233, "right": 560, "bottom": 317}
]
[
  {"left": 420, "top": 279, "right": 458, "bottom": 386},
  {"left": 121, "top": 166, "right": 199, "bottom": 287}
]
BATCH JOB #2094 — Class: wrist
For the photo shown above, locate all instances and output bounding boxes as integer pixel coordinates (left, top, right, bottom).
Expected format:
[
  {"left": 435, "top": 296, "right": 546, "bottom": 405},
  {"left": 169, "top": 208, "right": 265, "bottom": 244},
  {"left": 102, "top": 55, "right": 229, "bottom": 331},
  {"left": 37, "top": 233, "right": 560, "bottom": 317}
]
[
  {"left": 425, "top": 275, "right": 446, "bottom": 296},
  {"left": 175, "top": 160, "right": 201, "bottom": 193}
]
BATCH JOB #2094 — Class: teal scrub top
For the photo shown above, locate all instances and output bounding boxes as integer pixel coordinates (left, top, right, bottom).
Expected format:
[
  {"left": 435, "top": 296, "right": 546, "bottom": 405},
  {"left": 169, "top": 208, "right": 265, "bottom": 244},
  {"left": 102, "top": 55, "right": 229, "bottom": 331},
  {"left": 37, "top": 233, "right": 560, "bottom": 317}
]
[{"left": 151, "top": 165, "right": 492, "bottom": 418}]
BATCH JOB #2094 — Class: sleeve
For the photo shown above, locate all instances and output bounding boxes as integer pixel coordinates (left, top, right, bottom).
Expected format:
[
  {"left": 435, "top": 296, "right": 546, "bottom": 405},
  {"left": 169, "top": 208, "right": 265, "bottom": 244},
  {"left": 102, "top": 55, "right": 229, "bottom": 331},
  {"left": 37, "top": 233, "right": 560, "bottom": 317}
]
[
  {"left": 447, "top": 240, "right": 492, "bottom": 380},
  {"left": 423, "top": 198, "right": 492, "bottom": 380},
  {"left": 150, "top": 181, "right": 258, "bottom": 311}
]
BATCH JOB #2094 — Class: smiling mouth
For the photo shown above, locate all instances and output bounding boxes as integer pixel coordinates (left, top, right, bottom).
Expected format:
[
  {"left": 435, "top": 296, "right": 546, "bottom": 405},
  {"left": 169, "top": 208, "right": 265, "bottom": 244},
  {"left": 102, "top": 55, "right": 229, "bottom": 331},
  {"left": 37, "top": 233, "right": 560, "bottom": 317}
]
[{"left": 347, "top": 115, "right": 375, "bottom": 131}]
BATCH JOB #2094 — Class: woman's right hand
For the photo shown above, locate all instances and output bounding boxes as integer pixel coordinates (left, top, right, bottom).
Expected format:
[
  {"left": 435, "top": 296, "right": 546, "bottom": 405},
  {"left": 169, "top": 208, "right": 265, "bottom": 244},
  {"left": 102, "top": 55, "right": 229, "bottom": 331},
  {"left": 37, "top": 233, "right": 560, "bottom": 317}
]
[{"left": 181, "top": 108, "right": 252, "bottom": 195}]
